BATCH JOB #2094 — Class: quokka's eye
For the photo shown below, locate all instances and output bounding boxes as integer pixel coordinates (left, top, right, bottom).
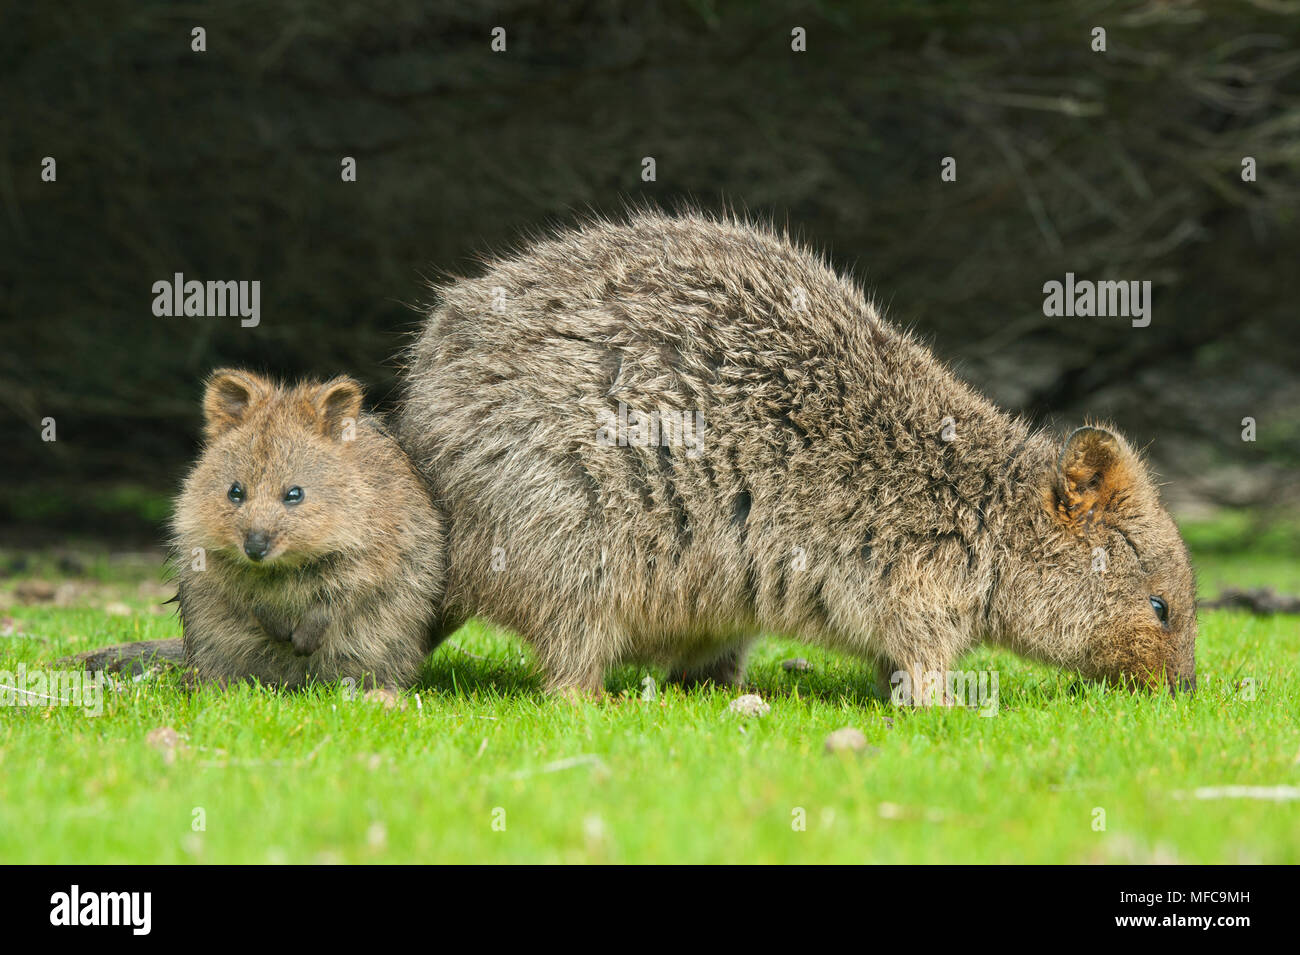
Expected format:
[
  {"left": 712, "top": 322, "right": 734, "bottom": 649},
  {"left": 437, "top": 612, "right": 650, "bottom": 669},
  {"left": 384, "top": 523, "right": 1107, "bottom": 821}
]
[
  {"left": 1149, "top": 595, "right": 1169, "bottom": 625},
  {"left": 228, "top": 482, "right": 245, "bottom": 504},
  {"left": 283, "top": 486, "right": 304, "bottom": 505}
]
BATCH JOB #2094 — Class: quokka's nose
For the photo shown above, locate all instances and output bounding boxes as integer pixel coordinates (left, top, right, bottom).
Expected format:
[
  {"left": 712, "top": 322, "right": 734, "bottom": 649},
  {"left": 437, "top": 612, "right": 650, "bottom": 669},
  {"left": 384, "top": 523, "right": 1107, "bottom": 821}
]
[{"left": 243, "top": 531, "right": 271, "bottom": 561}]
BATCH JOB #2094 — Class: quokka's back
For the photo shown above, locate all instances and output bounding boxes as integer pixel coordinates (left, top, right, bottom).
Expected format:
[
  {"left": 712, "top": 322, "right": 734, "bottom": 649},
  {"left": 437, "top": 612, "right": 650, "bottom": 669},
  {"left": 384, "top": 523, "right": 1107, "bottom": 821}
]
[{"left": 399, "top": 210, "right": 1196, "bottom": 699}]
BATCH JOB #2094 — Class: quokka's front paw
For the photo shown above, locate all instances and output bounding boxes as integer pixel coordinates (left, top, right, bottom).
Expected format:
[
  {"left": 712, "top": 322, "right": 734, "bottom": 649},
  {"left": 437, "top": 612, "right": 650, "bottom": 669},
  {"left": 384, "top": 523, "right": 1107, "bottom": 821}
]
[
  {"left": 253, "top": 607, "right": 293, "bottom": 644},
  {"left": 290, "top": 610, "right": 330, "bottom": 657}
]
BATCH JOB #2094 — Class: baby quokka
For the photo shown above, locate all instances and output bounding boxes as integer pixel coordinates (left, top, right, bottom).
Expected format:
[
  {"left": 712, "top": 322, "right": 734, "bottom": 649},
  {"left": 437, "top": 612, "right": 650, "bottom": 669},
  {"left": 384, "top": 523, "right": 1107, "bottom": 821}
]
[{"left": 172, "top": 369, "right": 445, "bottom": 689}]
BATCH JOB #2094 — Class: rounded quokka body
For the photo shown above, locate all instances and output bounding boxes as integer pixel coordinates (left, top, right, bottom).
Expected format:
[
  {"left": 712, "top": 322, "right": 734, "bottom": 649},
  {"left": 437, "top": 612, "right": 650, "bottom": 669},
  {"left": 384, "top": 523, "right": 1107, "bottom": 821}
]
[
  {"left": 173, "top": 370, "right": 445, "bottom": 690},
  {"left": 398, "top": 210, "right": 1197, "bottom": 699}
]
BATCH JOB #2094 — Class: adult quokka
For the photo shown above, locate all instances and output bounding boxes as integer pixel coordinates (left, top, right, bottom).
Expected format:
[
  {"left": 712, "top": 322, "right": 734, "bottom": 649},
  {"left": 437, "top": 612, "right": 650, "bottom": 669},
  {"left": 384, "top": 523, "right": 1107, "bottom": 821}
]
[{"left": 398, "top": 210, "right": 1197, "bottom": 700}]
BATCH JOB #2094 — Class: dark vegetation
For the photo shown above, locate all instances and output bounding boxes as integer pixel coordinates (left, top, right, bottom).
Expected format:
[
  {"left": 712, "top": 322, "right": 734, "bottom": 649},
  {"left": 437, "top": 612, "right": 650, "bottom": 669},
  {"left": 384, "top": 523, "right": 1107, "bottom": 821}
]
[{"left": 2, "top": 1, "right": 1297, "bottom": 542}]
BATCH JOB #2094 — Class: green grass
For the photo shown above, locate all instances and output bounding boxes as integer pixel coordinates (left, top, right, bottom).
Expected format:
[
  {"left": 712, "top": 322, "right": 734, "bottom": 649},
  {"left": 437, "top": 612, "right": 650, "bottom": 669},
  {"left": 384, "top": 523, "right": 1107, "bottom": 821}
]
[{"left": 1, "top": 517, "right": 1298, "bottom": 864}]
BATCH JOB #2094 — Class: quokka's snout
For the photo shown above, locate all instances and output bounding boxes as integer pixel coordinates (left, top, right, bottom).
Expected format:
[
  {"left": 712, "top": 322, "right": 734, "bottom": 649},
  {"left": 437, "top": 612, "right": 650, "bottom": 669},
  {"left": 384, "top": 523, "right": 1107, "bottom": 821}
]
[{"left": 242, "top": 529, "right": 272, "bottom": 562}]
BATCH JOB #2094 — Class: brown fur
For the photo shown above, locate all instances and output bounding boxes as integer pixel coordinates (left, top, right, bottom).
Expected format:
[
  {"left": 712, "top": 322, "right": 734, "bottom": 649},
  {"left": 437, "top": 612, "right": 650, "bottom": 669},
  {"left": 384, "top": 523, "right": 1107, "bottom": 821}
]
[
  {"left": 397, "top": 209, "right": 1197, "bottom": 698},
  {"left": 173, "top": 370, "right": 445, "bottom": 689}
]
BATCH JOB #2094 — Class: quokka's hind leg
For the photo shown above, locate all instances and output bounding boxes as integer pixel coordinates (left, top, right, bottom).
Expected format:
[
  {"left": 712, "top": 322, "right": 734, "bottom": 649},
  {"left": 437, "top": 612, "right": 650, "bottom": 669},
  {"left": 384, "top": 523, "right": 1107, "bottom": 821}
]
[
  {"left": 542, "top": 656, "right": 609, "bottom": 700},
  {"left": 542, "top": 667, "right": 608, "bottom": 701},
  {"left": 875, "top": 655, "right": 954, "bottom": 706},
  {"left": 530, "top": 620, "right": 616, "bottom": 701},
  {"left": 874, "top": 657, "right": 900, "bottom": 700},
  {"left": 669, "top": 640, "right": 754, "bottom": 689}
]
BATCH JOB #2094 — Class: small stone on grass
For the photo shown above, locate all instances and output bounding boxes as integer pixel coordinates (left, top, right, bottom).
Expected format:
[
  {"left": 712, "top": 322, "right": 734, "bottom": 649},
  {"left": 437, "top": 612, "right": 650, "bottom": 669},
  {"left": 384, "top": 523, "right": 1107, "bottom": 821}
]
[
  {"left": 824, "top": 727, "right": 878, "bottom": 755},
  {"left": 146, "top": 726, "right": 186, "bottom": 764},
  {"left": 363, "top": 687, "right": 407, "bottom": 710},
  {"left": 729, "top": 693, "right": 770, "bottom": 717}
]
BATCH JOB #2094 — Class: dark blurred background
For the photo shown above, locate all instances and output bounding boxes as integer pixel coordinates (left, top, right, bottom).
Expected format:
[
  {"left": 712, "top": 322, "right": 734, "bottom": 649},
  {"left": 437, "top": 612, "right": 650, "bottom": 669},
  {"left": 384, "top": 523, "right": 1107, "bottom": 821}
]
[{"left": 2, "top": 0, "right": 1297, "bottom": 546}]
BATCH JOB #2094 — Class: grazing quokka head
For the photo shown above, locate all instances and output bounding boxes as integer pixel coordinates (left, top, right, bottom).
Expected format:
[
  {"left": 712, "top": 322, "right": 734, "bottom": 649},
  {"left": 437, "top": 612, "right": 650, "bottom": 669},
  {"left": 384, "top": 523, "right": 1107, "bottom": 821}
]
[
  {"left": 1003, "top": 426, "right": 1197, "bottom": 693},
  {"left": 175, "top": 369, "right": 369, "bottom": 569}
]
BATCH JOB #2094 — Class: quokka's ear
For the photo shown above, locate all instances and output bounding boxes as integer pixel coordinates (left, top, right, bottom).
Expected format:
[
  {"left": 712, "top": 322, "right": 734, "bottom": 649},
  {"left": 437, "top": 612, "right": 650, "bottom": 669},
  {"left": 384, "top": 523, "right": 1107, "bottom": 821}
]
[
  {"left": 312, "top": 376, "right": 365, "bottom": 440},
  {"left": 1050, "top": 426, "right": 1139, "bottom": 533},
  {"left": 203, "top": 369, "right": 273, "bottom": 440}
]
